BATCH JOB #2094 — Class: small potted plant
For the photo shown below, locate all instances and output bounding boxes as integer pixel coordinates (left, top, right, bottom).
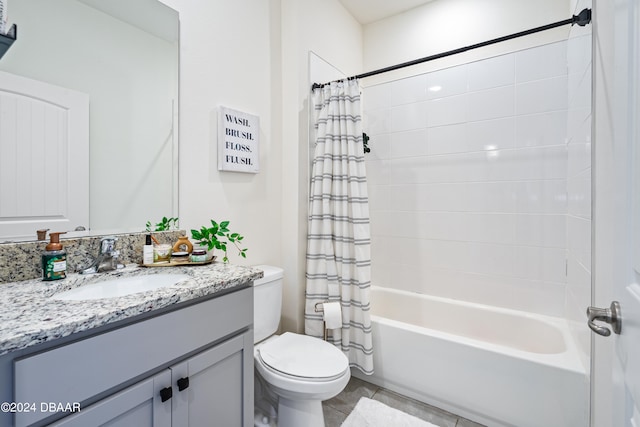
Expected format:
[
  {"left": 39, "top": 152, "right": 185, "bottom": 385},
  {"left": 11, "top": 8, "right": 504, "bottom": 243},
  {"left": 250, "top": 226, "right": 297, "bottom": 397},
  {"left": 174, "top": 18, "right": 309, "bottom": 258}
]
[
  {"left": 190, "top": 220, "right": 247, "bottom": 263},
  {"left": 146, "top": 216, "right": 179, "bottom": 232}
]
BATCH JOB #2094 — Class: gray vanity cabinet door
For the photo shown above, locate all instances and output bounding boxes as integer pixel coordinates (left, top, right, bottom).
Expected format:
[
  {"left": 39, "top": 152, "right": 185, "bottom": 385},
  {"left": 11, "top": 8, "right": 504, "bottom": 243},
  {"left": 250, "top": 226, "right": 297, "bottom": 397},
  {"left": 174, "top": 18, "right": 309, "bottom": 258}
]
[
  {"left": 171, "top": 333, "right": 246, "bottom": 427},
  {"left": 49, "top": 370, "right": 172, "bottom": 427}
]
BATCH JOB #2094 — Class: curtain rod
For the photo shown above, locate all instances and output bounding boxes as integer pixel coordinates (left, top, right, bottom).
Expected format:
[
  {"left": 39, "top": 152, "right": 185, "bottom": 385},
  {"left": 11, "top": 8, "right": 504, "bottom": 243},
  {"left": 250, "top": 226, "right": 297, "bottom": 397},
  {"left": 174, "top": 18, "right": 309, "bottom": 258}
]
[{"left": 312, "top": 8, "right": 592, "bottom": 90}]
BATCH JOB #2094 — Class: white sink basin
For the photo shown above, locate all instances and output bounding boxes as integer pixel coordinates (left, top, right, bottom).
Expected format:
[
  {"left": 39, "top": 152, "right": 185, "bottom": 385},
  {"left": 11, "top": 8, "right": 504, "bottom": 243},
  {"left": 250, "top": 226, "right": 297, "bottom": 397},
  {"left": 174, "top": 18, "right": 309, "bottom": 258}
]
[{"left": 53, "top": 274, "right": 190, "bottom": 301}]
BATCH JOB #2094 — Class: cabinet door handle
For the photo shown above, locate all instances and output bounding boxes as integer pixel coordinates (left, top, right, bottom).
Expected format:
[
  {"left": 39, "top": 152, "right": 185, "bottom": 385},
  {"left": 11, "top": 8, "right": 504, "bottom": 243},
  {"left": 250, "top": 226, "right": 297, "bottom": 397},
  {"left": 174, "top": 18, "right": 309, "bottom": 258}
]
[
  {"left": 177, "top": 377, "right": 190, "bottom": 391},
  {"left": 160, "top": 386, "right": 173, "bottom": 402}
]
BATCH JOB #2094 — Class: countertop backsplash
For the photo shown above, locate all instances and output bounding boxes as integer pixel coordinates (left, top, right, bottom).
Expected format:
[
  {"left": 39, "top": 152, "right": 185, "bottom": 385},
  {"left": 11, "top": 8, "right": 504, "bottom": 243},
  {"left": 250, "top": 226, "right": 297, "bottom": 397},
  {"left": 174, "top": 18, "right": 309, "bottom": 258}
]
[{"left": 0, "top": 231, "right": 186, "bottom": 284}]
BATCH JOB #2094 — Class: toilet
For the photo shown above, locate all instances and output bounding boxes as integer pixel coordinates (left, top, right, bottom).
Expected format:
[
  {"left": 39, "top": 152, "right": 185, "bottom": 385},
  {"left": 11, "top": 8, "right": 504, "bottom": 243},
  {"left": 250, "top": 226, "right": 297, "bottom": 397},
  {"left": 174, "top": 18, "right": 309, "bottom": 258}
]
[{"left": 253, "top": 265, "right": 350, "bottom": 427}]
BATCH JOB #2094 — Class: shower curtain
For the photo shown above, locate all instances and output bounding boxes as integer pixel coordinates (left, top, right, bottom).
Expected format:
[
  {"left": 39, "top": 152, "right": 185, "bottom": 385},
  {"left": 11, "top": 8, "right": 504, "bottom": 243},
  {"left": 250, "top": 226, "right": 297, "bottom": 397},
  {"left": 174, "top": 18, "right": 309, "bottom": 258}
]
[{"left": 305, "top": 79, "right": 373, "bottom": 375}]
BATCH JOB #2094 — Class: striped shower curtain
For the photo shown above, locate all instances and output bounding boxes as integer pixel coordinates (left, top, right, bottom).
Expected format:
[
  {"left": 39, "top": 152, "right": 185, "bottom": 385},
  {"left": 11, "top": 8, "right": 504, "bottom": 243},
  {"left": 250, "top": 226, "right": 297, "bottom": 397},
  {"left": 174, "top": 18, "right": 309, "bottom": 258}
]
[{"left": 304, "top": 79, "right": 373, "bottom": 375}]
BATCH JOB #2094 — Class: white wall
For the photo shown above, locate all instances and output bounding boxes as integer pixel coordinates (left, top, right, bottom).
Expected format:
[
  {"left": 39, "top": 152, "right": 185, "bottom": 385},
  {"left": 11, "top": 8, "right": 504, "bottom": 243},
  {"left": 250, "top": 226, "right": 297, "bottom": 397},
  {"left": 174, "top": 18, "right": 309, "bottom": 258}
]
[
  {"left": 280, "top": 0, "right": 362, "bottom": 332},
  {"left": 153, "top": 0, "right": 282, "bottom": 275},
  {"left": 363, "top": 0, "right": 570, "bottom": 85},
  {"left": 157, "top": 0, "right": 361, "bottom": 333}
]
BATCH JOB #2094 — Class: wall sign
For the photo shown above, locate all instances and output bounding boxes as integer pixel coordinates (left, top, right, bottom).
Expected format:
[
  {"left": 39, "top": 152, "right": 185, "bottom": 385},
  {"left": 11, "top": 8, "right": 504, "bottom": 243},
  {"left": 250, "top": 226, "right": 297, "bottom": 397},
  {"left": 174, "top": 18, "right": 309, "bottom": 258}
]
[{"left": 218, "top": 106, "right": 259, "bottom": 173}]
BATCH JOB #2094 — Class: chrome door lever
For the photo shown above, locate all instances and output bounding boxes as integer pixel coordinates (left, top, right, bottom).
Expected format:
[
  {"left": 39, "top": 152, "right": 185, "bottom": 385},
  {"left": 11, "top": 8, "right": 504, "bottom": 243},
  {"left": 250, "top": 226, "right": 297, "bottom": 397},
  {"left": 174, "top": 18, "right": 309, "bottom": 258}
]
[{"left": 586, "top": 301, "right": 621, "bottom": 336}]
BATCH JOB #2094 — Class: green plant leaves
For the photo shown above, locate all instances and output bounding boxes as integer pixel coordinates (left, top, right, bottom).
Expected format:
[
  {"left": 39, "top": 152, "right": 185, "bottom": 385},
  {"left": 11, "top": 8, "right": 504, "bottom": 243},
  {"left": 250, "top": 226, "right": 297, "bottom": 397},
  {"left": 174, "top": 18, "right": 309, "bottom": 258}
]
[
  {"left": 190, "top": 219, "right": 247, "bottom": 263},
  {"left": 146, "top": 216, "right": 179, "bottom": 232}
]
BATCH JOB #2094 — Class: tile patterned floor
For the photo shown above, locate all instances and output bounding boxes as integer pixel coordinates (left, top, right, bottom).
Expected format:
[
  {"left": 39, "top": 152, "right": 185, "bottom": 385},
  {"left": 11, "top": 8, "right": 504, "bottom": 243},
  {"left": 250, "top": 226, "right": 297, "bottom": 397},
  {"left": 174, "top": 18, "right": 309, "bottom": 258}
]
[{"left": 322, "top": 377, "right": 486, "bottom": 427}]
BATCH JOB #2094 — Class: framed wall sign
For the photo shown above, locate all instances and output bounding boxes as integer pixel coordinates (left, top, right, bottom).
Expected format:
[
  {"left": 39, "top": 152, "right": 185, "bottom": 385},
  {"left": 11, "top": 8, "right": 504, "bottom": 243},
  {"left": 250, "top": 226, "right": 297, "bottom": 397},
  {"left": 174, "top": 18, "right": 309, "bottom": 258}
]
[{"left": 217, "top": 106, "right": 260, "bottom": 173}]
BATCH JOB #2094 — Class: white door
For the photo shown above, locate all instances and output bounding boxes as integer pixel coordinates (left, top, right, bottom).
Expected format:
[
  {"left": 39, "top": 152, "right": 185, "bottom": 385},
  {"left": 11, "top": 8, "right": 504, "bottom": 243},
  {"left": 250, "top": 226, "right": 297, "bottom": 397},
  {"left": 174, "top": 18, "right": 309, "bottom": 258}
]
[
  {"left": 0, "top": 71, "right": 89, "bottom": 241},
  {"left": 592, "top": 0, "right": 640, "bottom": 426}
]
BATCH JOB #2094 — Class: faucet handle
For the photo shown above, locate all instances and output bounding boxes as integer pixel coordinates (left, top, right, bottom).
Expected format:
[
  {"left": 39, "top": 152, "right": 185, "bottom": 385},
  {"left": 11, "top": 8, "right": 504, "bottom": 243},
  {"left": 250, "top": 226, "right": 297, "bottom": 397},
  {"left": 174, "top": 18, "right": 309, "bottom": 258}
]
[
  {"left": 100, "top": 236, "right": 117, "bottom": 254},
  {"left": 111, "top": 250, "right": 125, "bottom": 269}
]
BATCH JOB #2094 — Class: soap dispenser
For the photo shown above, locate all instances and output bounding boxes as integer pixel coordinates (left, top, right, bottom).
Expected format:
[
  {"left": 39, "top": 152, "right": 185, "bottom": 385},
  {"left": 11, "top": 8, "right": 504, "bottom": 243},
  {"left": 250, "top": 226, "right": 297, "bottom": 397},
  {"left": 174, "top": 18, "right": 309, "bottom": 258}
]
[{"left": 42, "top": 232, "right": 67, "bottom": 281}]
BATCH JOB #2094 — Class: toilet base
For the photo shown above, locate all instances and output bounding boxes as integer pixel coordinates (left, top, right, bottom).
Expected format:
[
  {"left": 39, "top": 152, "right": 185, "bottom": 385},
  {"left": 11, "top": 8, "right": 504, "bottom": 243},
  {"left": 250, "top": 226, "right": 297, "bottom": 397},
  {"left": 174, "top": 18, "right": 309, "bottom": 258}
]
[{"left": 278, "top": 397, "right": 324, "bottom": 427}]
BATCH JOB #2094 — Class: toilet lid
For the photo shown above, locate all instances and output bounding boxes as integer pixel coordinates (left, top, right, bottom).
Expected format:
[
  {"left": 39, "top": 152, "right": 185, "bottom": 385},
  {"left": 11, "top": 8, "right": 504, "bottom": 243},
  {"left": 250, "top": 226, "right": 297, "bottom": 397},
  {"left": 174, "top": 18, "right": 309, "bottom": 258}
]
[{"left": 258, "top": 332, "right": 348, "bottom": 379}]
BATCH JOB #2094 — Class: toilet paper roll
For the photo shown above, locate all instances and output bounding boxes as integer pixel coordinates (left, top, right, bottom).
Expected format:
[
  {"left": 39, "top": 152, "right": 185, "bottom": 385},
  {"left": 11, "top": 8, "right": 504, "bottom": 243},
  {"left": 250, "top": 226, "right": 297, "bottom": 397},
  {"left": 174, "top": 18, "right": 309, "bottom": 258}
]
[{"left": 323, "top": 302, "right": 342, "bottom": 330}]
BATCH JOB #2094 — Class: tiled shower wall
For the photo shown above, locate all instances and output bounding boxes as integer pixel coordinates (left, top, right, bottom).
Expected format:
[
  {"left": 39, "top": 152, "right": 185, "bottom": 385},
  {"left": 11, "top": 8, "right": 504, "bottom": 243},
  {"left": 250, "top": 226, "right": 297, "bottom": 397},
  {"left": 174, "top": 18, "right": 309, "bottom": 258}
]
[
  {"left": 364, "top": 40, "right": 575, "bottom": 317},
  {"left": 566, "top": 0, "right": 592, "bottom": 370}
]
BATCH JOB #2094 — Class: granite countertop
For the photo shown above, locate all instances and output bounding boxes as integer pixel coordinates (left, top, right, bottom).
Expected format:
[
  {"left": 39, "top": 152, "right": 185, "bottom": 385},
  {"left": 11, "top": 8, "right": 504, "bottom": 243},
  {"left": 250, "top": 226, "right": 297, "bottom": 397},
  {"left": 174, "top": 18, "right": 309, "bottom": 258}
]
[{"left": 0, "top": 263, "right": 263, "bottom": 356}]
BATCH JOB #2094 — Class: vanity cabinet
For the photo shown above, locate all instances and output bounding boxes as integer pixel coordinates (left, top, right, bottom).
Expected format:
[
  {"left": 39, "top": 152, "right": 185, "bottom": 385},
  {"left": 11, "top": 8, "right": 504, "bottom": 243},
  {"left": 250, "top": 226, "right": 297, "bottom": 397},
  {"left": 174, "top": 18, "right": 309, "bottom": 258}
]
[
  {"left": 49, "top": 370, "right": 172, "bottom": 427},
  {"left": 11, "top": 286, "right": 253, "bottom": 427},
  {"left": 50, "top": 333, "right": 249, "bottom": 427}
]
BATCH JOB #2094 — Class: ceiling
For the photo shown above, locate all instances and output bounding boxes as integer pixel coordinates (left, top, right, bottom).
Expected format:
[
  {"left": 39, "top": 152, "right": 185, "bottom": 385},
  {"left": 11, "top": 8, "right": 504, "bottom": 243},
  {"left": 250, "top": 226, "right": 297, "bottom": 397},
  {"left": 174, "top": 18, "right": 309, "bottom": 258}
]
[{"left": 338, "top": 0, "right": 436, "bottom": 24}]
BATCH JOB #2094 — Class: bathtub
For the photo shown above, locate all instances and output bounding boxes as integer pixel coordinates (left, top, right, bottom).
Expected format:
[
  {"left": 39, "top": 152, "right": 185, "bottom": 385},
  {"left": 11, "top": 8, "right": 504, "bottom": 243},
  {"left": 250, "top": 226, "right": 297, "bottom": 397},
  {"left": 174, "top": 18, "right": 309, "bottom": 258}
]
[{"left": 353, "top": 286, "right": 589, "bottom": 427}]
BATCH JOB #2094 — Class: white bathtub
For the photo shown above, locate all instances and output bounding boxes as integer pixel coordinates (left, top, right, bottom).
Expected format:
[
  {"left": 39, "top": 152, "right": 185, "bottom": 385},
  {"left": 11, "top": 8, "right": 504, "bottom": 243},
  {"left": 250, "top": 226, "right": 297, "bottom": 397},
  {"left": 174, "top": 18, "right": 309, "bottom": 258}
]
[{"left": 353, "top": 287, "right": 589, "bottom": 427}]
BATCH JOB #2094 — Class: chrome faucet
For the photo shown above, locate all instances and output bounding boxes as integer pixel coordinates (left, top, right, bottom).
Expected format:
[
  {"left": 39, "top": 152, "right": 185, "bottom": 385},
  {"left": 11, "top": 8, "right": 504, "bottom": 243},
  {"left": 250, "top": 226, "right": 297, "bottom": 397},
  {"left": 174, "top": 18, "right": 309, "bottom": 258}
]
[{"left": 79, "top": 236, "right": 122, "bottom": 274}]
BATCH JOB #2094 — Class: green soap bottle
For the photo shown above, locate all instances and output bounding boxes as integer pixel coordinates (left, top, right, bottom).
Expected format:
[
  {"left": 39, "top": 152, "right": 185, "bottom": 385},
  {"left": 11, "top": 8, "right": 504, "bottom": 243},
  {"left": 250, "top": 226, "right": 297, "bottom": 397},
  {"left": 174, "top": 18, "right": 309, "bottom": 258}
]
[{"left": 42, "top": 232, "right": 67, "bottom": 281}]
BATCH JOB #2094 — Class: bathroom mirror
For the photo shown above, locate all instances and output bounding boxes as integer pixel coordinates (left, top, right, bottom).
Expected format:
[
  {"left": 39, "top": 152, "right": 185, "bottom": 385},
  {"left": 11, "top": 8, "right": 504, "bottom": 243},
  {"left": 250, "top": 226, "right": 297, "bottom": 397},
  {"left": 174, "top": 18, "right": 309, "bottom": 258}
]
[{"left": 0, "top": 0, "right": 179, "bottom": 241}]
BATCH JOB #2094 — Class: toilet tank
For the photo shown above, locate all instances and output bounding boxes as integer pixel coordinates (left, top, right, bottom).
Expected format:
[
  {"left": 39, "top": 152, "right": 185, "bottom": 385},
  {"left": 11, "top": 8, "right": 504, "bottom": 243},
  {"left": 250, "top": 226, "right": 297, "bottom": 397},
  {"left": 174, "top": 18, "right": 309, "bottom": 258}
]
[{"left": 253, "top": 265, "right": 284, "bottom": 344}]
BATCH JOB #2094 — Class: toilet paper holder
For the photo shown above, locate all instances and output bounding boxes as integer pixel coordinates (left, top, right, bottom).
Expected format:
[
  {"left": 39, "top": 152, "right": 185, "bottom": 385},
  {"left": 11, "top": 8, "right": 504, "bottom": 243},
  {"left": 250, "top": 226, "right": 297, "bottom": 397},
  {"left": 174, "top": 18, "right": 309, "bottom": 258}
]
[{"left": 314, "top": 301, "right": 329, "bottom": 341}]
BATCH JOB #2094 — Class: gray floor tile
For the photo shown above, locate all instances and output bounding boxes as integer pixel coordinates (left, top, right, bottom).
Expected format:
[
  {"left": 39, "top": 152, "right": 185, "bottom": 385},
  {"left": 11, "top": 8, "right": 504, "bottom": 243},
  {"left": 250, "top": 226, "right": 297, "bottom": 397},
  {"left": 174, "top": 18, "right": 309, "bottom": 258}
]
[
  {"left": 456, "top": 417, "right": 487, "bottom": 427},
  {"left": 322, "top": 376, "right": 487, "bottom": 427},
  {"left": 323, "top": 404, "right": 348, "bottom": 427},
  {"left": 324, "top": 376, "right": 379, "bottom": 415},
  {"left": 371, "top": 388, "right": 458, "bottom": 427}
]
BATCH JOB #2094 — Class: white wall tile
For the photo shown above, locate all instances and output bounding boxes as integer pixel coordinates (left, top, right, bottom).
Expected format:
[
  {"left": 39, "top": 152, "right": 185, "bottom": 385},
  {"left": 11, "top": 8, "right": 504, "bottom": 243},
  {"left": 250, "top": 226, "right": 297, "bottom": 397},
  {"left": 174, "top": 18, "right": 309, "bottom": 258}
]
[
  {"left": 465, "top": 117, "right": 516, "bottom": 151},
  {"left": 467, "top": 85, "right": 515, "bottom": 122},
  {"left": 515, "top": 214, "right": 567, "bottom": 248},
  {"left": 364, "top": 132, "right": 391, "bottom": 160},
  {"left": 426, "top": 94, "right": 468, "bottom": 127},
  {"left": 426, "top": 123, "right": 467, "bottom": 155},
  {"left": 364, "top": 107, "right": 391, "bottom": 135},
  {"left": 500, "top": 146, "right": 568, "bottom": 181},
  {"left": 464, "top": 213, "right": 516, "bottom": 245},
  {"left": 515, "top": 179, "right": 567, "bottom": 214},
  {"left": 425, "top": 64, "right": 468, "bottom": 99},
  {"left": 363, "top": 84, "right": 391, "bottom": 112},
  {"left": 567, "top": 169, "right": 591, "bottom": 219},
  {"left": 466, "top": 242, "right": 518, "bottom": 276},
  {"left": 364, "top": 158, "right": 390, "bottom": 185},
  {"left": 468, "top": 53, "right": 515, "bottom": 91},
  {"left": 516, "top": 111, "right": 568, "bottom": 148},
  {"left": 566, "top": 34, "right": 592, "bottom": 80},
  {"left": 567, "top": 215, "right": 591, "bottom": 271},
  {"left": 425, "top": 152, "right": 489, "bottom": 183},
  {"left": 414, "top": 183, "right": 469, "bottom": 212},
  {"left": 367, "top": 184, "right": 391, "bottom": 212},
  {"left": 416, "top": 182, "right": 516, "bottom": 213},
  {"left": 391, "top": 74, "right": 428, "bottom": 106},
  {"left": 465, "top": 182, "right": 518, "bottom": 213},
  {"left": 389, "top": 184, "right": 422, "bottom": 212},
  {"left": 515, "top": 246, "right": 567, "bottom": 284},
  {"left": 422, "top": 239, "right": 469, "bottom": 271},
  {"left": 391, "top": 101, "right": 428, "bottom": 132},
  {"left": 515, "top": 40, "right": 567, "bottom": 83},
  {"left": 363, "top": 39, "right": 586, "bottom": 318},
  {"left": 390, "top": 128, "right": 428, "bottom": 158},
  {"left": 516, "top": 76, "right": 568, "bottom": 115},
  {"left": 567, "top": 141, "right": 591, "bottom": 178},
  {"left": 387, "top": 156, "right": 430, "bottom": 184},
  {"left": 567, "top": 108, "right": 591, "bottom": 145},
  {"left": 568, "top": 67, "right": 591, "bottom": 110},
  {"left": 418, "top": 212, "right": 515, "bottom": 244}
]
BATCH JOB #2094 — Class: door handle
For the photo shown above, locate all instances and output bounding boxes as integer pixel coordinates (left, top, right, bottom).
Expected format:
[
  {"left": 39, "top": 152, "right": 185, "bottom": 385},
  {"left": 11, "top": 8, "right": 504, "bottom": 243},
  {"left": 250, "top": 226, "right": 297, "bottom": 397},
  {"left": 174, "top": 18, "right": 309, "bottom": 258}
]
[{"left": 586, "top": 301, "right": 621, "bottom": 336}]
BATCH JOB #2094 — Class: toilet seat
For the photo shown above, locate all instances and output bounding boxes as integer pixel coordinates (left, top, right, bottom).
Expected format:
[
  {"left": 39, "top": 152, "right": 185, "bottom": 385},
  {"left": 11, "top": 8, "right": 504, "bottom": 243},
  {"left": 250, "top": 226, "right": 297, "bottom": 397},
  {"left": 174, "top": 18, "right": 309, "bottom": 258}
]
[{"left": 258, "top": 332, "right": 348, "bottom": 380}]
